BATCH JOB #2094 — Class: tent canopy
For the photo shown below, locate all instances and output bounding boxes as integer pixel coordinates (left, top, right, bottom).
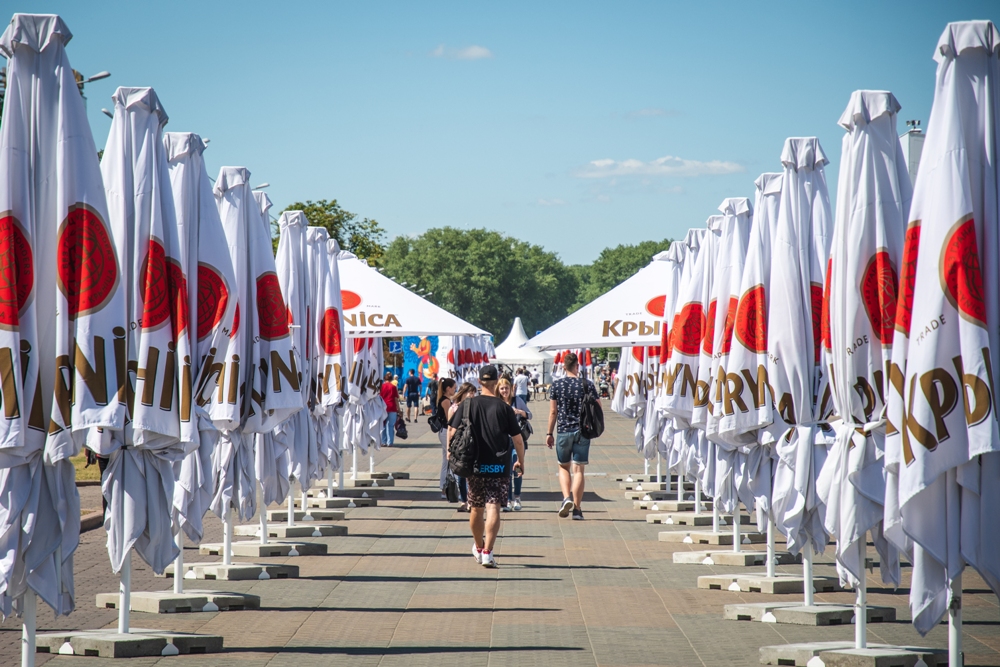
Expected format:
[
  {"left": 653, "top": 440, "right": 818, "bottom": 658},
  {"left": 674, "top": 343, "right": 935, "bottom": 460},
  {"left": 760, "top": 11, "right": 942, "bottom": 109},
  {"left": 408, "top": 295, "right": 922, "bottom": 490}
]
[
  {"left": 493, "top": 317, "right": 552, "bottom": 365},
  {"left": 338, "top": 252, "right": 489, "bottom": 338},
  {"left": 527, "top": 251, "right": 675, "bottom": 350}
]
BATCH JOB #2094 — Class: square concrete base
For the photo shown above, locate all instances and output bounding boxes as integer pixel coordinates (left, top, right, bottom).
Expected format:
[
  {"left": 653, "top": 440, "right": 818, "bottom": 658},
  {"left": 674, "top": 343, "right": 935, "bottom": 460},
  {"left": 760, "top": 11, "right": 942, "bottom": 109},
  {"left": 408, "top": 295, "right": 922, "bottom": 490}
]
[
  {"left": 760, "top": 641, "right": 944, "bottom": 666},
  {"left": 297, "top": 496, "right": 377, "bottom": 508},
  {"left": 96, "top": 589, "right": 260, "bottom": 613},
  {"left": 624, "top": 490, "right": 681, "bottom": 500},
  {"left": 659, "top": 529, "right": 766, "bottom": 545},
  {"left": 267, "top": 509, "right": 347, "bottom": 522},
  {"left": 234, "top": 523, "right": 348, "bottom": 538},
  {"left": 702, "top": 573, "right": 841, "bottom": 594},
  {"left": 633, "top": 499, "right": 705, "bottom": 510},
  {"left": 344, "top": 477, "right": 395, "bottom": 487},
  {"left": 620, "top": 481, "right": 688, "bottom": 491},
  {"left": 766, "top": 604, "right": 897, "bottom": 626},
  {"left": 308, "top": 487, "right": 384, "bottom": 498},
  {"left": 644, "top": 501, "right": 713, "bottom": 517},
  {"left": 657, "top": 512, "right": 749, "bottom": 527},
  {"left": 672, "top": 550, "right": 801, "bottom": 566},
  {"left": 615, "top": 474, "right": 672, "bottom": 482},
  {"left": 354, "top": 471, "right": 409, "bottom": 479},
  {"left": 35, "top": 628, "right": 223, "bottom": 657},
  {"left": 199, "top": 540, "right": 327, "bottom": 558},
  {"left": 162, "top": 562, "right": 299, "bottom": 580}
]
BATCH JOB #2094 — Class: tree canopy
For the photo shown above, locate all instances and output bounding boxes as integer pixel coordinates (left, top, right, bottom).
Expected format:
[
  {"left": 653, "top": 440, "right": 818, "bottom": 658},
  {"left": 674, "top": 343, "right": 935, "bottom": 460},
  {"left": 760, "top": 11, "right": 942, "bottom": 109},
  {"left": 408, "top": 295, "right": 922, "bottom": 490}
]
[
  {"left": 571, "top": 238, "right": 672, "bottom": 312},
  {"left": 380, "top": 227, "right": 579, "bottom": 338},
  {"left": 277, "top": 199, "right": 386, "bottom": 264}
]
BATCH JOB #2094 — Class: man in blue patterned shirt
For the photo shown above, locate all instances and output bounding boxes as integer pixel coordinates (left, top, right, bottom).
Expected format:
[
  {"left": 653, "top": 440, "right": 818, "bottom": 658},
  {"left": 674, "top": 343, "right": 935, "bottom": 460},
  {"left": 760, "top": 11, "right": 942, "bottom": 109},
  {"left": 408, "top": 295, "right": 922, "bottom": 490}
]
[{"left": 546, "top": 352, "right": 600, "bottom": 520}]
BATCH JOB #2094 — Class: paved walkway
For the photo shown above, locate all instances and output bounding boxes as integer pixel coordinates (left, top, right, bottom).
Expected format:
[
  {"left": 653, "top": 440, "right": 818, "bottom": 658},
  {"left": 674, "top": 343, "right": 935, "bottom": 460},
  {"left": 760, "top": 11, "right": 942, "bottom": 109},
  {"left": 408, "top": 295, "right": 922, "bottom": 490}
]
[{"left": 2, "top": 409, "right": 999, "bottom": 666}]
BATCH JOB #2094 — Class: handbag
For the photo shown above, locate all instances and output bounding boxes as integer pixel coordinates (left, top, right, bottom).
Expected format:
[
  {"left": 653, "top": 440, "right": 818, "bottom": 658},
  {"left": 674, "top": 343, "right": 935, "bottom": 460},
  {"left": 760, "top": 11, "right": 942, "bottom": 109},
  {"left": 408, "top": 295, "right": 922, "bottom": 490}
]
[
  {"left": 394, "top": 417, "right": 408, "bottom": 440},
  {"left": 517, "top": 413, "right": 533, "bottom": 443},
  {"left": 444, "top": 471, "right": 460, "bottom": 503}
]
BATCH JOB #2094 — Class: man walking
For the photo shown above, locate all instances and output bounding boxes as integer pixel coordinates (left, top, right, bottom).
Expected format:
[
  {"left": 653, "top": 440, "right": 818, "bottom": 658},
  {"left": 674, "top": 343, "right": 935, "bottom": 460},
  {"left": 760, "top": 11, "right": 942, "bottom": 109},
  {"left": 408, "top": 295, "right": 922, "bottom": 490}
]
[
  {"left": 513, "top": 368, "right": 531, "bottom": 404},
  {"left": 380, "top": 371, "right": 400, "bottom": 446},
  {"left": 403, "top": 369, "right": 422, "bottom": 422},
  {"left": 546, "top": 352, "right": 599, "bottom": 520},
  {"left": 449, "top": 365, "right": 525, "bottom": 568}
]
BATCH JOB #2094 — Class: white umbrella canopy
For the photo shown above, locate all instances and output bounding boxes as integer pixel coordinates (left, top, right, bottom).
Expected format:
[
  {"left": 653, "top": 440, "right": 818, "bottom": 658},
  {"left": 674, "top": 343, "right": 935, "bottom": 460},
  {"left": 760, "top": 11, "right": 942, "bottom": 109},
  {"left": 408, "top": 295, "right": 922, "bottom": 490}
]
[
  {"left": 528, "top": 250, "right": 680, "bottom": 351},
  {"left": 212, "top": 167, "right": 303, "bottom": 522},
  {"left": 885, "top": 20, "right": 1000, "bottom": 636},
  {"left": 766, "top": 137, "right": 835, "bottom": 558},
  {"left": 817, "top": 90, "right": 910, "bottom": 590},
  {"left": 338, "top": 252, "right": 488, "bottom": 337},
  {"left": 97, "top": 86, "right": 197, "bottom": 576},
  {"left": 342, "top": 337, "right": 386, "bottom": 456},
  {"left": 494, "top": 317, "right": 552, "bottom": 366},
  {"left": 164, "top": 131, "right": 239, "bottom": 545},
  {"left": 312, "top": 238, "right": 347, "bottom": 472},
  {"left": 0, "top": 13, "right": 127, "bottom": 618}
]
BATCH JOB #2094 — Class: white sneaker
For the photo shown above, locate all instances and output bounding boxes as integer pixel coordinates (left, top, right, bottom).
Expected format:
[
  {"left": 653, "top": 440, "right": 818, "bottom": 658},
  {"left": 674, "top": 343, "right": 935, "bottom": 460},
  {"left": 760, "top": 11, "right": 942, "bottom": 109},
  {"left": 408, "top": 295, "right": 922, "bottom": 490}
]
[
  {"left": 480, "top": 550, "right": 496, "bottom": 568},
  {"left": 513, "top": 498, "right": 522, "bottom": 511},
  {"left": 472, "top": 543, "right": 483, "bottom": 563}
]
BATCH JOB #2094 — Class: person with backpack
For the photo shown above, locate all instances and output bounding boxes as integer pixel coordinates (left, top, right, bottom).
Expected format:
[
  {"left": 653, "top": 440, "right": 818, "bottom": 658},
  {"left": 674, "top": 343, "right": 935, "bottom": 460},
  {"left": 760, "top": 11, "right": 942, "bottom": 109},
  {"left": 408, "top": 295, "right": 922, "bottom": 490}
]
[
  {"left": 546, "top": 351, "right": 601, "bottom": 520},
  {"left": 497, "top": 377, "right": 531, "bottom": 512},
  {"left": 447, "top": 382, "right": 478, "bottom": 510},
  {"left": 448, "top": 365, "right": 525, "bottom": 568},
  {"left": 403, "top": 369, "right": 422, "bottom": 422},
  {"left": 432, "top": 378, "right": 457, "bottom": 499}
]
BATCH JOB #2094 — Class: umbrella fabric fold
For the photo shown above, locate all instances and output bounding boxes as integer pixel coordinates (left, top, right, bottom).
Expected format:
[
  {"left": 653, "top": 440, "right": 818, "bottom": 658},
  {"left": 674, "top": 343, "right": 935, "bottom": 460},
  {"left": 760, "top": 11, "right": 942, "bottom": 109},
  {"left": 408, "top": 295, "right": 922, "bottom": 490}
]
[
  {"left": 213, "top": 167, "right": 303, "bottom": 522},
  {"left": 766, "top": 137, "right": 835, "bottom": 556},
  {"left": 164, "top": 131, "right": 238, "bottom": 544},
  {"left": 312, "top": 238, "right": 347, "bottom": 473},
  {"left": 343, "top": 338, "right": 386, "bottom": 456},
  {"left": 98, "top": 86, "right": 197, "bottom": 575},
  {"left": 816, "top": 90, "right": 910, "bottom": 588},
  {"left": 884, "top": 21, "right": 1000, "bottom": 635},
  {"left": 0, "top": 12, "right": 127, "bottom": 617}
]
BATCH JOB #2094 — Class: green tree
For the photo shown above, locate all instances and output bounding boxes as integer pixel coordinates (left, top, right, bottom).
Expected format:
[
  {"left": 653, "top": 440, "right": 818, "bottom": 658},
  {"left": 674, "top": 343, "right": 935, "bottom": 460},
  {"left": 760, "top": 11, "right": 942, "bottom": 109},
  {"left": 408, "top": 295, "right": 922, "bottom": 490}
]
[
  {"left": 380, "top": 227, "right": 579, "bottom": 338},
  {"left": 572, "top": 238, "right": 672, "bottom": 311},
  {"left": 276, "top": 199, "right": 386, "bottom": 263}
]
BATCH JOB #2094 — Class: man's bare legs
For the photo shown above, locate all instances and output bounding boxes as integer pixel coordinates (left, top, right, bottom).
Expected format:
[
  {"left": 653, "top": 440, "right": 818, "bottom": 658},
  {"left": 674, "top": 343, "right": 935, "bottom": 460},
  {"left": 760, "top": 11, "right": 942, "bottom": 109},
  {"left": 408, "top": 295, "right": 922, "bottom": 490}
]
[
  {"left": 469, "top": 503, "right": 501, "bottom": 551},
  {"left": 558, "top": 462, "right": 586, "bottom": 510}
]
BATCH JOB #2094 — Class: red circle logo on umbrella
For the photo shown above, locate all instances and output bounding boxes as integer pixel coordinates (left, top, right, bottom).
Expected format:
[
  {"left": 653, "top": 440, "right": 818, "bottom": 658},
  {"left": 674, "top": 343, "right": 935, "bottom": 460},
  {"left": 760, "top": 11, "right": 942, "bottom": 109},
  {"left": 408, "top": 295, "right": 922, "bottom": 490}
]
[
  {"left": 256, "top": 272, "right": 290, "bottom": 340},
  {"left": 0, "top": 214, "right": 34, "bottom": 328},
  {"left": 810, "top": 282, "right": 824, "bottom": 363},
  {"left": 645, "top": 295, "right": 666, "bottom": 317},
  {"left": 720, "top": 296, "right": 738, "bottom": 355},
  {"left": 734, "top": 285, "right": 767, "bottom": 354},
  {"left": 631, "top": 346, "right": 645, "bottom": 363},
  {"left": 702, "top": 299, "right": 718, "bottom": 355},
  {"left": 895, "top": 222, "right": 921, "bottom": 335},
  {"left": 197, "top": 265, "right": 229, "bottom": 340},
  {"left": 229, "top": 303, "right": 240, "bottom": 338},
  {"left": 57, "top": 204, "right": 118, "bottom": 319},
  {"left": 822, "top": 259, "right": 833, "bottom": 351},
  {"left": 341, "top": 290, "right": 361, "bottom": 310},
  {"left": 140, "top": 239, "right": 188, "bottom": 340},
  {"left": 940, "top": 216, "right": 986, "bottom": 327},
  {"left": 672, "top": 302, "right": 705, "bottom": 356},
  {"left": 319, "top": 308, "right": 342, "bottom": 354},
  {"left": 861, "top": 250, "right": 897, "bottom": 343}
]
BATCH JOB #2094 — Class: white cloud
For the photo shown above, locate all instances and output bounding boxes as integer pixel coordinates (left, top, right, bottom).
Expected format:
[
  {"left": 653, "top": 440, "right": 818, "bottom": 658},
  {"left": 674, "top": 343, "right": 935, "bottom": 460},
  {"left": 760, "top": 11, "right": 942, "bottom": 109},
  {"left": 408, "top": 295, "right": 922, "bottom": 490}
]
[
  {"left": 537, "top": 198, "right": 567, "bottom": 206},
  {"left": 576, "top": 155, "right": 744, "bottom": 179},
  {"left": 430, "top": 44, "right": 493, "bottom": 60},
  {"left": 627, "top": 108, "right": 680, "bottom": 118}
]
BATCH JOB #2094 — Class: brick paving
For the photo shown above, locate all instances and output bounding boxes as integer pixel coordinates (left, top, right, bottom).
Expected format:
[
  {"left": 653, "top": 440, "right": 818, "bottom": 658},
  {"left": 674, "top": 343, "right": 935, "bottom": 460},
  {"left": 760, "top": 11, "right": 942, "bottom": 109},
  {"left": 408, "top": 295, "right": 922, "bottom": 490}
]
[{"left": 2, "top": 408, "right": 998, "bottom": 666}]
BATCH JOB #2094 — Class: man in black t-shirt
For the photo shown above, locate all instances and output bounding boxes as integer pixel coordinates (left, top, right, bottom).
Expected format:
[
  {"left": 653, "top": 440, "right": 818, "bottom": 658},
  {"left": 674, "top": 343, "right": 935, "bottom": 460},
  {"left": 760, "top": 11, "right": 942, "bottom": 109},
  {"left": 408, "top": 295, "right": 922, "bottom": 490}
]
[
  {"left": 448, "top": 365, "right": 525, "bottom": 568},
  {"left": 403, "top": 370, "right": 422, "bottom": 422}
]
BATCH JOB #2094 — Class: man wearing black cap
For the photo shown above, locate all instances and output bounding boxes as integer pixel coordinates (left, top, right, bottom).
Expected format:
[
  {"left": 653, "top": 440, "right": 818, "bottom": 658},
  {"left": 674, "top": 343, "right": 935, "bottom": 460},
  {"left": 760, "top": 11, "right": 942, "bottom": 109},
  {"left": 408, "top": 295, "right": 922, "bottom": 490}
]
[{"left": 448, "top": 364, "right": 525, "bottom": 568}]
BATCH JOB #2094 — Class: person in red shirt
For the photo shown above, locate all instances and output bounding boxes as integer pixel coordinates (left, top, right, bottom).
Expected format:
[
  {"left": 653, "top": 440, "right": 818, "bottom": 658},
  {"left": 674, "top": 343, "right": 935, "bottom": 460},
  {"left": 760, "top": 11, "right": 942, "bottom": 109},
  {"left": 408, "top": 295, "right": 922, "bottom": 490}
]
[{"left": 380, "top": 371, "right": 400, "bottom": 446}]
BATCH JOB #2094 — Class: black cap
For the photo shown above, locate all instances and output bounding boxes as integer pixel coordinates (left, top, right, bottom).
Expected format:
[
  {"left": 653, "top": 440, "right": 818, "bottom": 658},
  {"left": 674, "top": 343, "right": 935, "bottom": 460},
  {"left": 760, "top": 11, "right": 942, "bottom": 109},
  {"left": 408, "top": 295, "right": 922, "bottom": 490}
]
[{"left": 479, "top": 364, "right": 498, "bottom": 381}]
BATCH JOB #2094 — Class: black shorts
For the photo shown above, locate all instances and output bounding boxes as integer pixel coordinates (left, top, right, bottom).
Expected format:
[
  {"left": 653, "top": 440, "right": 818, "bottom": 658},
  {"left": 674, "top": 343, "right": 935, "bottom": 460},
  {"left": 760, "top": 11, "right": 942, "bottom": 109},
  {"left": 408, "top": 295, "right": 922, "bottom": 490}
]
[
  {"left": 466, "top": 476, "right": 510, "bottom": 508},
  {"left": 406, "top": 395, "right": 419, "bottom": 408}
]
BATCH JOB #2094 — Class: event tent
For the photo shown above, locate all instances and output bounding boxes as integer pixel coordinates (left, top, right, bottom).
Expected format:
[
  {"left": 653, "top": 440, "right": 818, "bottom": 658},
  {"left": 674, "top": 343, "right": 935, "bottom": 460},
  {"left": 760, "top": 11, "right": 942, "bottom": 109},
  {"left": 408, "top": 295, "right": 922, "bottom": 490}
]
[
  {"left": 494, "top": 317, "right": 552, "bottom": 369},
  {"left": 337, "top": 252, "right": 489, "bottom": 338},
  {"left": 526, "top": 251, "right": 674, "bottom": 350}
]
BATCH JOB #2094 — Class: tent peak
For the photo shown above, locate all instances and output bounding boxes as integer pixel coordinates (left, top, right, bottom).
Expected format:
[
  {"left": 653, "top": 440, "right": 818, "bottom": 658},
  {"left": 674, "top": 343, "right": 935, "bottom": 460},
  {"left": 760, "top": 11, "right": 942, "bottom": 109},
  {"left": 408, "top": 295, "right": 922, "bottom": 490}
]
[
  {"left": 781, "top": 137, "right": 828, "bottom": 172},
  {"left": 112, "top": 87, "right": 168, "bottom": 126},
  {"left": 755, "top": 172, "right": 783, "bottom": 196},
  {"left": 936, "top": 20, "right": 999, "bottom": 62},
  {"left": 214, "top": 167, "right": 250, "bottom": 196},
  {"left": 0, "top": 14, "right": 71, "bottom": 56},
  {"left": 838, "top": 90, "right": 901, "bottom": 132},
  {"left": 719, "top": 197, "right": 753, "bottom": 217},
  {"left": 164, "top": 132, "right": 207, "bottom": 163}
]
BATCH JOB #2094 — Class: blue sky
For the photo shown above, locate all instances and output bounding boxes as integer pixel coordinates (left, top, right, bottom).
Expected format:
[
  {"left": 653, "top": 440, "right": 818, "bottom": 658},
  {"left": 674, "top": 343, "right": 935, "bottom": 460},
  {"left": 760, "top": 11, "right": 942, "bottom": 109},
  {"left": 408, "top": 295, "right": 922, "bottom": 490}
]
[{"left": 18, "top": 1, "right": 1000, "bottom": 264}]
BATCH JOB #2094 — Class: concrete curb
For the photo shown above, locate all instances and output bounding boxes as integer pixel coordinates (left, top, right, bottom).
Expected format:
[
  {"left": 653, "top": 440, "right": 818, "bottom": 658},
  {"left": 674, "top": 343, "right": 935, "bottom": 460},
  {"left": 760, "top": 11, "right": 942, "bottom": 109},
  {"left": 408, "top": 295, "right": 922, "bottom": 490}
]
[{"left": 81, "top": 511, "right": 104, "bottom": 533}]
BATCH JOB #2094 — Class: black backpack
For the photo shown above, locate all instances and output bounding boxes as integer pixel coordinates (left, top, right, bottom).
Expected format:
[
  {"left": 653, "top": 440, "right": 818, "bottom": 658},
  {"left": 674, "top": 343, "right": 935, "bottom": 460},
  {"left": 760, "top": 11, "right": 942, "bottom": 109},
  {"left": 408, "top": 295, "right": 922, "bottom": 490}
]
[
  {"left": 448, "top": 399, "right": 477, "bottom": 477},
  {"left": 427, "top": 402, "right": 446, "bottom": 433},
  {"left": 579, "top": 381, "right": 604, "bottom": 440}
]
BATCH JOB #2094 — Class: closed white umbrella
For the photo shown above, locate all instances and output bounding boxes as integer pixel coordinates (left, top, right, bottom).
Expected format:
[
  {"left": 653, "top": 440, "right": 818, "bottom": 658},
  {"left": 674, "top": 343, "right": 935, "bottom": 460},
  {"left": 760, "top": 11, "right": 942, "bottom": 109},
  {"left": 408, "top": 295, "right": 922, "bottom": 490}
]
[
  {"left": 816, "top": 90, "right": 910, "bottom": 649},
  {"left": 213, "top": 167, "right": 302, "bottom": 560},
  {"left": 884, "top": 23, "right": 1000, "bottom": 664},
  {"left": 0, "top": 14, "right": 128, "bottom": 662},
  {"left": 98, "top": 86, "right": 197, "bottom": 633},
  {"left": 342, "top": 337, "right": 386, "bottom": 479},
  {"left": 766, "top": 137, "right": 835, "bottom": 605},
  {"left": 314, "top": 238, "right": 347, "bottom": 493}
]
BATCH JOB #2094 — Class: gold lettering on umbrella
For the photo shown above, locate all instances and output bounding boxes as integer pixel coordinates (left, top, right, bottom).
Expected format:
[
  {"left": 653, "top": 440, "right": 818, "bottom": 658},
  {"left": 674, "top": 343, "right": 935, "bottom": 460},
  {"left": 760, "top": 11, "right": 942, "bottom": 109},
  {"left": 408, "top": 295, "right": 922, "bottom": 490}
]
[
  {"left": 270, "top": 349, "right": 299, "bottom": 393},
  {"left": 952, "top": 353, "right": 992, "bottom": 427},
  {"left": 76, "top": 337, "right": 108, "bottom": 406},
  {"left": 680, "top": 363, "right": 697, "bottom": 398},
  {"left": 227, "top": 356, "right": 240, "bottom": 405},
  {"left": 51, "top": 352, "right": 71, "bottom": 432},
  {"left": 853, "top": 376, "right": 876, "bottom": 423},
  {"left": 180, "top": 354, "right": 192, "bottom": 422},
  {"left": 919, "top": 368, "right": 958, "bottom": 444},
  {"left": 160, "top": 343, "right": 175, "bottom": 412},
  {"left": 664, "top": 363, "right": 681, "bottom": 395},
  {"left": 740, "top": 365, "right": 770, "bottom": 410},
  {"left": 0, "top": 347, "right": 20, "bottom": 419},
  {"left": 136, "top": 347, "right": 160, "bottom": 408},
  {"left": 723, "top": 372, "right": 748, "bottom": 415},
  {"left": 777, "top": 393, "right": 795, "bottom": 425}
]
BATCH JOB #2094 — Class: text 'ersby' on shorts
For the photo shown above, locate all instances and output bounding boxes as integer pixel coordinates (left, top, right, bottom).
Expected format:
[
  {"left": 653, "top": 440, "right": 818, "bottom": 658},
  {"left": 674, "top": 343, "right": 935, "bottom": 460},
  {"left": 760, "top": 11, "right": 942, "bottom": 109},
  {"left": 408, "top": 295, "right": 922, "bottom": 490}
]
[
  {"left": 466, "top": 476, "right": 510, "bottom": 508},
  {"left": 556, "top": 430, "right": 590, "bottom": 466}
]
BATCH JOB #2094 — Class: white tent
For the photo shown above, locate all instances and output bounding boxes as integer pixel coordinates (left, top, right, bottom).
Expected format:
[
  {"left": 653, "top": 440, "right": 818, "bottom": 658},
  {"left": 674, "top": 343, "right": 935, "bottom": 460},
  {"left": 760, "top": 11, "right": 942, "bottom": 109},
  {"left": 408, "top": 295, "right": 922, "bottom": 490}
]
[
  {"left": 494, "top": 317, "right": 552, "bottom": 368},
  {"left": 527, "top": 251, "right": 676, "bottom": 350},
  {"left": 337, "top": 252, "right": 488, "bottom": 337}
]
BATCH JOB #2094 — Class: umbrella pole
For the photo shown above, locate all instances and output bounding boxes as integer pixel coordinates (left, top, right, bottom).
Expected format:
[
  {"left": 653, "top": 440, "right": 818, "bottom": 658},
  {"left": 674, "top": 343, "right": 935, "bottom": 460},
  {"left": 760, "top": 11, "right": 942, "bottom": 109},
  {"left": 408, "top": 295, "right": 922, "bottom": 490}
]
[
  {"left": 732, "top": 475, "right": 741, "bottom": 553},
  {"left": 21, "top": 592, "right": 35, "bottom": 667},
  {"left": 855, "top": 538, "right": 867, "bottom": 649},
  {"left": 259, "top": 484, "right": 268, "bottom": 545},
  {"left": 287, "top": 491, "right": 295, "bottom": 527},
  {"left": 802, "top": 543, "right": 814, "bottom": 606},
  {"left": 301, "top": 482, "right": 313, "bottom": 522},
  {"left": 173, "top": 526, "right": 184, "bottom": 594},
  {"left": 369, "top": 453, "right": 375, "bottom": 475},
  {"left": 644, "top": 458, "right": 649, "bottom": 477},
  {"left": 766, "top": 513, "right": 776, "bottom": 578},
  {"left": 655, "top": 452, "right": 661, "bottom": 484},
  {"left": 351, "top": 447, "right": 357, "bottom": 480},
  {"left": 712, "top": 493, "right": 720, "bottom": 533},
  {"left": 119, "top": 551, "right": 131, "bottom": 633},
  {"left": 694, "top": 479, "right": 702, "bottom": 512},
  {"left": 949, "top": 572, "right": 963, "bottom": 667},
  {"left": 223, "top": 508, "right": 233, "bottom": 566},
  {"left": 327, "top": 465, "right": 334, "bottom": 498}
]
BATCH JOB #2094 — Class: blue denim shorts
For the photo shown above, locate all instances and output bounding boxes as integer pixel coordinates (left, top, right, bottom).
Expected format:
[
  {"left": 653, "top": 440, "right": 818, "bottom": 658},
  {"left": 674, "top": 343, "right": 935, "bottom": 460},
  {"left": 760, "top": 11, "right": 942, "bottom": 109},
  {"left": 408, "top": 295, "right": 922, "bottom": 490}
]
[{"left": 556, "top": 430, "right": 590, "bottom": 465}]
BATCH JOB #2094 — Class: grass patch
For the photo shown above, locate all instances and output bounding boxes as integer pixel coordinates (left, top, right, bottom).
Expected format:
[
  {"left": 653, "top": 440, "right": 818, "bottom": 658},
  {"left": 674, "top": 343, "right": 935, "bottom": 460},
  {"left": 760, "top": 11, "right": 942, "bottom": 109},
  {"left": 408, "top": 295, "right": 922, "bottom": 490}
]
[{"left": 71, "top": 452, "right": 101, "bottom": 483}]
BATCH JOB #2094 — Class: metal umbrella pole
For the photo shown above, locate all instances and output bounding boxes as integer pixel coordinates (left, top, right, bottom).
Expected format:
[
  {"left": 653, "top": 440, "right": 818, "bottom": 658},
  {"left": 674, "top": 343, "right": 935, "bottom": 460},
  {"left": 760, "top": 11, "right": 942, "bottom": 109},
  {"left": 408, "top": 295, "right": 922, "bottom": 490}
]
[
  {"left": 21, "top": 593, "right": 35, "bottom": 667},
  {"left": 173, "top": 527, "right": 185, "bottom": 593},
  {"left": 855, "top": 538, "right": 867, "bottom": 649},
  {"left": 950, "top": 573, "right": 963, "bottom": 667}
]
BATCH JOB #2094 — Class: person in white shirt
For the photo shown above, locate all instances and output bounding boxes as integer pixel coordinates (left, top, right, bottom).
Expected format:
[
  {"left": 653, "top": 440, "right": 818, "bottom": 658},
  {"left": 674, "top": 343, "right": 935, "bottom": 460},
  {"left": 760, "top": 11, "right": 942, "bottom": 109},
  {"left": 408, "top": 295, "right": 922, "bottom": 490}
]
[{"left": 513, "top": 368, "right": 531, "bottom": 404}]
